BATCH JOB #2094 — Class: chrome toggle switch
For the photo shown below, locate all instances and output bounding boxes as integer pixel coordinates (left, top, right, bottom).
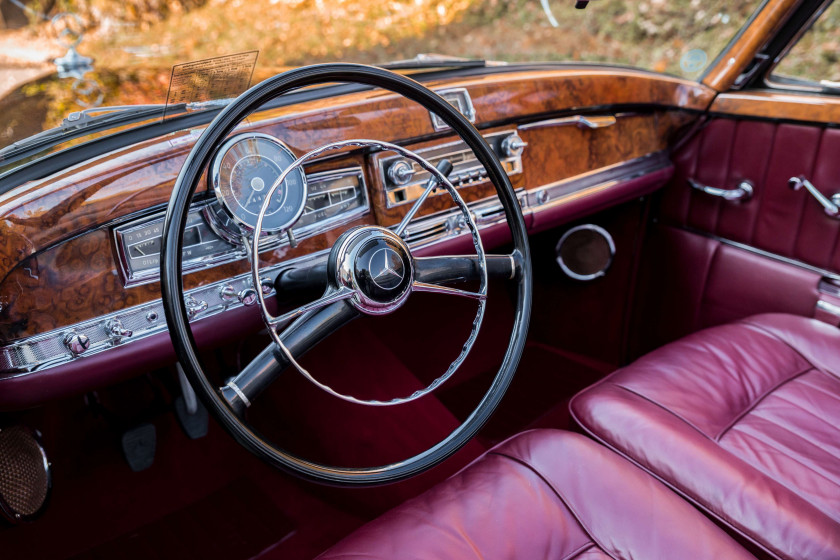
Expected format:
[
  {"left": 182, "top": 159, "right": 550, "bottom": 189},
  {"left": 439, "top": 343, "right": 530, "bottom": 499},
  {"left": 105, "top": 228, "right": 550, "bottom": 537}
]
[
  {"left": 64, "top": 332, "right": 91, "bottom": 356},
  {"left": 105, "top": 318, "right": 133, "bottom": 343}
]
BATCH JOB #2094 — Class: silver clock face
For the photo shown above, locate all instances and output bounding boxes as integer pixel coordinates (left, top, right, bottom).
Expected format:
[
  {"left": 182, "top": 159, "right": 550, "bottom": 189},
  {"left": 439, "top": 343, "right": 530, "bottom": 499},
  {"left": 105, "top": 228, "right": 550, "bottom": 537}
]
[{"left": 210, "top": 133, "right": 307, "bottom": 234}]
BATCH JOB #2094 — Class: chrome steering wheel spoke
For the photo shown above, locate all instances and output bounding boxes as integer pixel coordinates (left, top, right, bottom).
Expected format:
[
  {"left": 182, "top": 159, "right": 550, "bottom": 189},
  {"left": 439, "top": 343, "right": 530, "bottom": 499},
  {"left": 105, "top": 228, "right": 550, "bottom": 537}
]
[
  {"left": 412, "top": 281, "right": 487, "bottom": 300},
  {"left": 242, "top": 139, "right": 488, "bottom": 407}
]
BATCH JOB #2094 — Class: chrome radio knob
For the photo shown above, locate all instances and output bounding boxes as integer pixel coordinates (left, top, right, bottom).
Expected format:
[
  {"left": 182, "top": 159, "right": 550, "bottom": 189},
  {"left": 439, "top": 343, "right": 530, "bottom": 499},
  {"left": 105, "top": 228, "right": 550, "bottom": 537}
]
[
  {"left": 387, "top": 159, "right": 415, "bottom": 186},
  {"left": 501, "top": 133, "right": 527, "bottom": 158},
  {"left": 64, "top": 332, "right": 90, "bottom": 356},
  {"left": 259, "top": 277, "right": 274, "bottom": 296},
  {"left": 219, "top": 284, "right": 237, "bottom": 303},
  {"left": 239, "top": 288, "right": 258, "bottom": 306}
]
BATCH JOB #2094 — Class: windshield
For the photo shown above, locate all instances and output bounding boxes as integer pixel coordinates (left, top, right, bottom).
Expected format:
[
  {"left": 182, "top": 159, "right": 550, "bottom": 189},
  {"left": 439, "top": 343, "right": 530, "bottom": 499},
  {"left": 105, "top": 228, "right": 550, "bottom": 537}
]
[{"left": 0, "top": 0, "right": 761, "bottom": 161}]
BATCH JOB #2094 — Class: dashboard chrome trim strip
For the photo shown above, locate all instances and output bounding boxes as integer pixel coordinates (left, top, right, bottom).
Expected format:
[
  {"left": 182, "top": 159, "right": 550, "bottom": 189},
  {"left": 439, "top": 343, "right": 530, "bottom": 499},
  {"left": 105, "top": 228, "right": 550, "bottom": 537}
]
[{"left": 0, "top": 152, "right": 669, "bottom": 376}]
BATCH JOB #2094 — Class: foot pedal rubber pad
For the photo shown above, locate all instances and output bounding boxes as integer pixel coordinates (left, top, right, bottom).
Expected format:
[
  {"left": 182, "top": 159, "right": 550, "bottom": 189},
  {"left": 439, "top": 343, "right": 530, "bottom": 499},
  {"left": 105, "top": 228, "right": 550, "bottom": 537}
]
[
  {"left": 174, "top": 395, "right": 209, "bottom": 440},
  {"left": 121, "top": 423, "right": 156, "bottom": 472}
]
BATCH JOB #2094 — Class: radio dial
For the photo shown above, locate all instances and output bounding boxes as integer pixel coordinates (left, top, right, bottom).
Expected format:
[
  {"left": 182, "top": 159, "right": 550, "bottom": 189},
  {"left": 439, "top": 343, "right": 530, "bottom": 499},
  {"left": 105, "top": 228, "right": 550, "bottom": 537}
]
[
  {"left": 387, "top": 159, "right": 415, "bottom": 186},
  {"left": 501, "top": 134, "right": 527, "bottom": 158}
]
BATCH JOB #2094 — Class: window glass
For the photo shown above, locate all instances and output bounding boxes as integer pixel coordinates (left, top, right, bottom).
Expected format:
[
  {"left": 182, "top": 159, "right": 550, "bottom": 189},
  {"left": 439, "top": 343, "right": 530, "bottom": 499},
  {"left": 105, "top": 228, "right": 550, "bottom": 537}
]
[{"left": 770, "top": 0, "right": 840, "bottom": 87}]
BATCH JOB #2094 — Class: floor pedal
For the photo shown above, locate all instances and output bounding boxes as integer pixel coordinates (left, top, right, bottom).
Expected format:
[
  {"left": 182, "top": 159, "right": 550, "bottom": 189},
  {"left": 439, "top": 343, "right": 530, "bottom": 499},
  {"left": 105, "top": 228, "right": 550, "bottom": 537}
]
[
  {"left": 174, "top": 395, "right": 209, "bottom": 440},
  {"left": 121, "top": 423, "right": 156, "bottom": 472}
]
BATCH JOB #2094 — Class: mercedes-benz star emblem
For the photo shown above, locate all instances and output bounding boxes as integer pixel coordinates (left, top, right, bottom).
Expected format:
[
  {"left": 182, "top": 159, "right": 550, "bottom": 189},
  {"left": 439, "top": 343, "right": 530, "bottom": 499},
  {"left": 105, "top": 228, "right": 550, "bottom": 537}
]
[{"left": 369, "top": 247, "right": 405, "bottom": 290}]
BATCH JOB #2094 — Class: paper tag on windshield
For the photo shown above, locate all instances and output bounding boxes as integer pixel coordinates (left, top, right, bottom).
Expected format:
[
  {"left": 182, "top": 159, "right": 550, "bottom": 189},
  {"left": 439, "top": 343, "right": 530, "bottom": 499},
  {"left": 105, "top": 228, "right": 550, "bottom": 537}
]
[{"left": 164, "top": 51, "right": 258, "bottom": 120}]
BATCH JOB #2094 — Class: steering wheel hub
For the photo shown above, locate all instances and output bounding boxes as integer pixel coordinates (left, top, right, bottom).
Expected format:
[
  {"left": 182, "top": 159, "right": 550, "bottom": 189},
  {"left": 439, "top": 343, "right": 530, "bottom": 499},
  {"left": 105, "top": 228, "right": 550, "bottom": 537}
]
[{"left": 334, "top": 226, "right": 414, "bottom": 314}]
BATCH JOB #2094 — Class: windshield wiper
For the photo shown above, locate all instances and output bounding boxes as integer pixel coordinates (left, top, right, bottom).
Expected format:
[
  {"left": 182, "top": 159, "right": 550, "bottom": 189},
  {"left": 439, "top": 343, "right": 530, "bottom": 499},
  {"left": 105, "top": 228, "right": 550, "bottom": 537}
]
[
  {"left": 380, "top": 54, "right": 494, "bottom": 71},
  {"left": 0, "top": 98, "right": 235, "bottom": 162}
]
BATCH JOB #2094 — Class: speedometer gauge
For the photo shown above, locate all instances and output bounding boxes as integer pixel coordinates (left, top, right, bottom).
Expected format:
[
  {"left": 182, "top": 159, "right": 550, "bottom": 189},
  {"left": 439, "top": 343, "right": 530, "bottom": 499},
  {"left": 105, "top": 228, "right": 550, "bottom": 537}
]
[{"left": 210, "top": 133, "right": 307, "bottom": 235}]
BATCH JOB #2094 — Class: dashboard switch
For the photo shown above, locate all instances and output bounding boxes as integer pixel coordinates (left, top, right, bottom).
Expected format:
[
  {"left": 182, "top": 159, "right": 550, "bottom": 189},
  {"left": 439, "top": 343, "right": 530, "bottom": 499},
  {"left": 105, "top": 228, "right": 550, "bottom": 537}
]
[
  {"left": 501, "top": 133, "right": 527, "bottom": 158},
  {"left": 239, "top": 288, "right": 258, "bottom": 306},
  {"left": 259, "top": 277, "right": 274, "bottom": 296},
  {"left": 64, "top": 332, "right": 90, "bottom": 356},
  {"left": 387, "top": 159, "right": 415, "bottom": 186},
  {"left": 105, "top": 318, "right": 133, "bottom": 342},
  {"left": 219, "top": 284, "right": 237, "bottom": 303},
  {"left": 185, "top": 295, "right": 208, "bottom": 318}
]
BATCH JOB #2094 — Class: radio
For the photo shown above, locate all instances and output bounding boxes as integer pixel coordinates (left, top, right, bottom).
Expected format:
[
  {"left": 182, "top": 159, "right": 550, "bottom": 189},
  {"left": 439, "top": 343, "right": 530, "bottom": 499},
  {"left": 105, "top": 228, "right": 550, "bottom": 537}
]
[{"left": 376, "top": 129, "right": 526, "bottom": 207}]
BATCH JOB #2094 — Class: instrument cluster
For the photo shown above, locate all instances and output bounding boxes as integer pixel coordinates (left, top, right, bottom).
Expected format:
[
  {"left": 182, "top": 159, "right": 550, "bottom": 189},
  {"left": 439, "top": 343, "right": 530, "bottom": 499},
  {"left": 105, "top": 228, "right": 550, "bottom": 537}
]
[{"left": 114, "top": 133, "right": 368, "bottom": 286}]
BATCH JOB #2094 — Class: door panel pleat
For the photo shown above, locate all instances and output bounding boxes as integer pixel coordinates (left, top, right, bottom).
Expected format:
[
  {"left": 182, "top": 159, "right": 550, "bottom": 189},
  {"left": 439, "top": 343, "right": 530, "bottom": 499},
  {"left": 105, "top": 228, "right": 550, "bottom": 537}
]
[{"left": 660, "top": 118, "right": 840, "bottom": 274}]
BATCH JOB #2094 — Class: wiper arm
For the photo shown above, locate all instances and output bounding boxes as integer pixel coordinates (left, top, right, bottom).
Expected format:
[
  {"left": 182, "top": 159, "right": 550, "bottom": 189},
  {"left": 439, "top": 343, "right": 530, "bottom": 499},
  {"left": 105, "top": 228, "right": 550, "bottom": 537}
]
[
  {"left": 380, "top": 54, "right": 493, "bottom": 71},
  {"left": 0, "top": 98, "right": 235, "bottom": 162}
]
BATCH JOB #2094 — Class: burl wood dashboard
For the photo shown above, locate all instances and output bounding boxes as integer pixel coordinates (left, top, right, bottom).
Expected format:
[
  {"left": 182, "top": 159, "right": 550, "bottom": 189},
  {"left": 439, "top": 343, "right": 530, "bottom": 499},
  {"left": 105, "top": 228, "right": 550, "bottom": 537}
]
[{"left": 0, "top": 67, "right": 713, "bottom": 383}]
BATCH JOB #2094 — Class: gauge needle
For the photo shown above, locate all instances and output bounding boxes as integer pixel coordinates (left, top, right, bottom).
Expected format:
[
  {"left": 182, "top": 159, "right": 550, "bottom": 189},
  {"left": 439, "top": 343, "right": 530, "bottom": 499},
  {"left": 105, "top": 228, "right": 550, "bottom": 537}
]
[
  {"left": 243, "top": 189, "right": 256, "bottom": 209},
  {"left": 134, "top": 245, "right": 146, "bottom": 256}
]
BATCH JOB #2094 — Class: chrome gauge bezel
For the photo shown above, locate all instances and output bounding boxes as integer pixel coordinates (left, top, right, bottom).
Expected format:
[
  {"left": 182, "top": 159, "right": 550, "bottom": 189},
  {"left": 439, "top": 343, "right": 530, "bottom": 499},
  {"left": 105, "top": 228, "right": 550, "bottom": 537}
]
[{"left": 209, "top": 132, "right": 308, "bottom": 237}]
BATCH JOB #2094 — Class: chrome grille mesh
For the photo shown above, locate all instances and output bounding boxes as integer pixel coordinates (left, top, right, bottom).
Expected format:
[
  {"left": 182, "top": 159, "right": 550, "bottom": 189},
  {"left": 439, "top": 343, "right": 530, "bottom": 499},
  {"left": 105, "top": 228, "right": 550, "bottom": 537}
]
[{"left": 0, "top": 426, "right": 49, "bottom": 518}]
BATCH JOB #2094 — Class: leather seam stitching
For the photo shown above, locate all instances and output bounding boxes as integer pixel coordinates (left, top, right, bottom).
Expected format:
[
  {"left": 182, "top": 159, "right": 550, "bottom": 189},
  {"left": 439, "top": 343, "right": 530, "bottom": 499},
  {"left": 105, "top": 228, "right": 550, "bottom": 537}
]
[
  {"left": 569, "top": 392, "right": 783, "bottom": 560},
  {"left": 697, "top": 238, "right": 720, "bottom": 327},
  {"left": 738, "top": 319, "right": 834, "bottom": 378},
  {"left": 612, "top": 383, "right": 713, "bottom": 439},
  {"left": 714, "top": 366, "right": 814, "bottom": 441},
  {"left": 487, "top": 451, "right": 618, "bottom": 560},
  {"left": 749, "top": 124, "right": 778, "bottom": 247},
  {"left": 568, "top": 406, "right": 787, "bottom": 560},
  {"left": 561, "top": 541, "right": 598, "bottom": 560}
]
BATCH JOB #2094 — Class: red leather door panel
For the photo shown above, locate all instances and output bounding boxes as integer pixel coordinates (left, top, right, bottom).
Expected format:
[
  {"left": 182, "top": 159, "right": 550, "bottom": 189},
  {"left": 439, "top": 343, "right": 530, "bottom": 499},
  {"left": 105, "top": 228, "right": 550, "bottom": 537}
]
[
  {"left": 631, "top": 117, "right": 840, "bottom": 357},
  {"left": 660, "top": 118, "right": 840, "bottom": 274}
]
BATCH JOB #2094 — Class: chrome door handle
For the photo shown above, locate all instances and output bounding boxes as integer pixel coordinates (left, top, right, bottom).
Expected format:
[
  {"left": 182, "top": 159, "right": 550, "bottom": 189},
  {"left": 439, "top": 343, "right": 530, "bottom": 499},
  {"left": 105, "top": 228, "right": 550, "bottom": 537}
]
[
  {"left": 688, "top": 178, "right": 754, "bottom": 202},
  {"left": 788, "top": 175, "right": 840, "bottom": 218}
]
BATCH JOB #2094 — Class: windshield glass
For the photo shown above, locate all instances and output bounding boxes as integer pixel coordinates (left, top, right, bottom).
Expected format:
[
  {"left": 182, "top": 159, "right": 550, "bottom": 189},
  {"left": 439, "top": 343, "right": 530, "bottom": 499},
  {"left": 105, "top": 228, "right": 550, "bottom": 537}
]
[{"left": 0, "top": 0, "right": 761, "bottom": 159}]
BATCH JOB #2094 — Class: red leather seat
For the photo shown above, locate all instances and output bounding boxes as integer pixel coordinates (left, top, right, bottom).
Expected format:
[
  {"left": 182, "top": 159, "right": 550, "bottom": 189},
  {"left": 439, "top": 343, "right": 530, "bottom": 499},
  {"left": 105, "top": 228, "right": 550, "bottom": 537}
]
[
  {"left": 318, "top": 430, "right": 756, "bottom": 559},
  {"left": 571, "top": 313, "right": 840, "bottom": 560}
]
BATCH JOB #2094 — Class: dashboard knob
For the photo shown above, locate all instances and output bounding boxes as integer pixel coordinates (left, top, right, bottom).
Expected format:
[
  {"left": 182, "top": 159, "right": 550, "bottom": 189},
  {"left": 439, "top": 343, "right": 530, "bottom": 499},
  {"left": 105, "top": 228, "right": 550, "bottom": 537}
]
[
  {"left": 501, "top": 134, "right": 527, "bottom": 158},
  {"left": 64, "top": 332, "right": 90, "bottom": 356},
  {"left": 105, "top": 318, "right": 132, "bottom": 342},
  {"left": 259, "top": 277, "right": 274, "bottom": 296},
  {"left": 239, "top": 288, "right": 258, "bottom": 306},
  {"left": 185, "top": 295, "right": 208, "bottom": 318},
  {"left": 387, "top": 159, "right": 415, "bottom": 186},
  {"left": 219, "top": 284, "right": 237, "bottom": 303}
]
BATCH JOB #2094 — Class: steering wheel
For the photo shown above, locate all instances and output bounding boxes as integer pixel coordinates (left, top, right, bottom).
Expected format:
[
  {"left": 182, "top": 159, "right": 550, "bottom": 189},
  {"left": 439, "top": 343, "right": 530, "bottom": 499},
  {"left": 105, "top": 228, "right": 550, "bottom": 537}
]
[{"left": 161, "top": 64, "right": 532, "bottom": 485}]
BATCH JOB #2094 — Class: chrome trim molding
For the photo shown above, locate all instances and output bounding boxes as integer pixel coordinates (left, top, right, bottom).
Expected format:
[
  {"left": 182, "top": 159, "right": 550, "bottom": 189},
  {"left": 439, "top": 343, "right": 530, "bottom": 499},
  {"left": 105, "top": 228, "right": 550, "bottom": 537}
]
[
  {"left": 519, "top": 114, "right": 618, "bottom": 131},
  {"left": 555, "top": 224, "right": 615, "bottom": 281},
  {"left": 680, "top": 227, "right": 840, "bottom": 283},
  {"left": 1, "top": 152, "right": 669, "bottom": 376}
]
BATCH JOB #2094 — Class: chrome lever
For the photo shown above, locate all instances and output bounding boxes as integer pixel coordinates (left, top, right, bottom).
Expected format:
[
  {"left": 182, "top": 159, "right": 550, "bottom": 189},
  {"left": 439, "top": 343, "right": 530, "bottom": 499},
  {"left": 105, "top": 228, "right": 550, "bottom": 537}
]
[
  {"left": 688, "top": 178, "right": 754, "bottom": 202},
  {"left": 788, "top": 176, "right": 840, "bottom": 218},
  {"left": 577, "top": 115, "right": 616, "bottom": 129}
]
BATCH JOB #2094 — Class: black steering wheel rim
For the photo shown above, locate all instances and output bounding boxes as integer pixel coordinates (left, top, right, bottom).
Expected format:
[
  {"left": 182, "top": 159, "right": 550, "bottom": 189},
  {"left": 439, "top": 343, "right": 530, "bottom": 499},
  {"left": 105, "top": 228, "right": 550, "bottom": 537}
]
[{"left": 161, "top": 63, "right": 532, "bottom": 485}]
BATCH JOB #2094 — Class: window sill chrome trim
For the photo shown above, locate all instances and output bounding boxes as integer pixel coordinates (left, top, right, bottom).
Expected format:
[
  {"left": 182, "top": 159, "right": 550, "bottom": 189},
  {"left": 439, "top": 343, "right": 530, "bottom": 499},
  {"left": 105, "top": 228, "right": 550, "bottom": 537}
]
[
  {"left": 678, "top": 226, "right": 840, "bottom": 284},
  {"left": 1, "top": 152, "right": 670, "bottom": 376}
]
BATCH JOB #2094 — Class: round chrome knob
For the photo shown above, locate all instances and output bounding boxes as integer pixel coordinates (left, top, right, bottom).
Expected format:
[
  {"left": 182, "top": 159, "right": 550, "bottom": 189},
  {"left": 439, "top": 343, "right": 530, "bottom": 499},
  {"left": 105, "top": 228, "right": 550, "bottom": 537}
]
[
  {"left": 64, "top": 332, "right": 90, "bottom": 356},
  {"left": 239, "top": 288, "right": 258, "bottom": 306},
  {"left": 259, "top": 277, "right": 274, "bottom": 296},
  {"left": 219, "top": 284, "right": 237, "bottom": 303},
  {"left": 501, "top": 134, "right": 527, "bottom": 158},
  {"left": 387, "top": 159, "right": 415, "bottom": 186}
]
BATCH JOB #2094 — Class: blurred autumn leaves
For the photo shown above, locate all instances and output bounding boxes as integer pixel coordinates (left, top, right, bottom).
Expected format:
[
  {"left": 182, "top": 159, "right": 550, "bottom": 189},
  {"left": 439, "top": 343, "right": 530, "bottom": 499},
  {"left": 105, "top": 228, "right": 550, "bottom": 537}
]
[{"left": 55, "top": 0, "right": 759, "bottom": 76}]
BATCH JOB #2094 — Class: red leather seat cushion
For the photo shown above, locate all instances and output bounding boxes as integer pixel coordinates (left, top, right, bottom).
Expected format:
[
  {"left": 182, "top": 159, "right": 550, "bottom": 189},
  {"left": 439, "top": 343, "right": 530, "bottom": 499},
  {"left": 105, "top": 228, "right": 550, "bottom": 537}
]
[
  {"left": 317, "top": 430, "right": 756, "bottom": 559},
  {"left": 571, "top": 313, "right": 840, "bottom": 560}
]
